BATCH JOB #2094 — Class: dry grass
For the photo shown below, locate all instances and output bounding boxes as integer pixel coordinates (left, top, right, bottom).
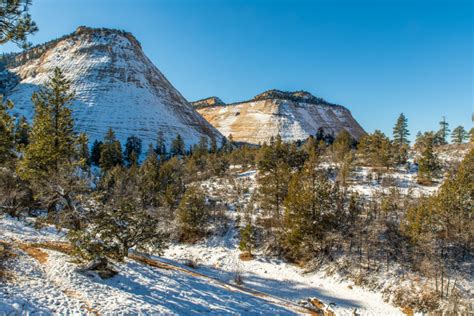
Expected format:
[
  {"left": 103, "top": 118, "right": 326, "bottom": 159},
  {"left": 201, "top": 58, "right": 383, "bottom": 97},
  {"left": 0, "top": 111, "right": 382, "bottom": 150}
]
[
  {"left": 128, "top": 253, "right": 172, "bottom": 270},
  {"left": 0, "top": 240, "right": 17, "bottom": 280},
  {"left": 19, "top": 244, "right": 49, "bottom": 264},
  {"left": 238, "top": 252, "right": 254, "bottom": 261},
  {"left": 29, "top": 241, "right": 73, "bottom": 255}
]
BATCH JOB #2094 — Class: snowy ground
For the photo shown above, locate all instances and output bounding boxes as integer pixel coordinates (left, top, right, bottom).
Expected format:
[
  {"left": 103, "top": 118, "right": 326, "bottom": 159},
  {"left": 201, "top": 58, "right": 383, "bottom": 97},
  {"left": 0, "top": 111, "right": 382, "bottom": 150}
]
[{"left": 0, "top": 214, "right": 403, "bottom": 315}]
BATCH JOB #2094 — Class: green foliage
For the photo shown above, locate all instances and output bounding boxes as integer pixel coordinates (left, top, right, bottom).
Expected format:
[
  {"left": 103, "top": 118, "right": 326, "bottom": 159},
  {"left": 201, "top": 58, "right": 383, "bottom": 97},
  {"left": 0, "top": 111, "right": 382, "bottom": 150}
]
[
  {"left": 393, "top": 113, "right": 410, "bottom": 146},
  {"left": 331, "top": 129, "right": 354, "bottom": 163},
  {"left": 177, "top": 185, "right": 209, "bottom": 242},
  {"left": 68, "top": 196, "right": 167, "bottom": 262},
  {"left": 90, "top": 140, "right": 102, "bottom": 166},
  {"left": 405, "top": 148, "right": 473, "bottom": 252},
  {"left": 451, "top": 126, "right": 467, "bottom": 144},
  {"left": 0, "top": 0, "right": 38, "bottom": 48},
  {"left": 171, "top": 134, "right": 185, "bottom": 156},
  {"left": 99, "top": 128, "right": 123, "bottom": 171},
  {"left": 18, "top": 67, "right": 77, "bottom": 179},
  {"left": 358, "top": 130, "right": 393, "bottom": 169},
  {"left": 435, "top": 116, "right": 450, "bottom": 145},
  {"left": 416, "top": 132, "right": 439, "bottom": 185},
  {"left": 13, "top": 115, "right": 29, "bottom": 148},
  {"left": 0, "top": 97, "right": 15, "bottom": 164},
  {"left": 123, "top": 135, "right": 142, "bottom": 167},
  {"left": 282, "top": 155, "right": 343, "bottom": 261}
]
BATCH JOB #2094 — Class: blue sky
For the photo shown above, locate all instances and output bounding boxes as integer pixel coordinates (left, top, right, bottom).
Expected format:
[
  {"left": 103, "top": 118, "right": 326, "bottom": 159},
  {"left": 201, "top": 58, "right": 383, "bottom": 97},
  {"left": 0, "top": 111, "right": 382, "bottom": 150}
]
[{"left": 1, "top": 0, "right": 472, "bottom": 140}]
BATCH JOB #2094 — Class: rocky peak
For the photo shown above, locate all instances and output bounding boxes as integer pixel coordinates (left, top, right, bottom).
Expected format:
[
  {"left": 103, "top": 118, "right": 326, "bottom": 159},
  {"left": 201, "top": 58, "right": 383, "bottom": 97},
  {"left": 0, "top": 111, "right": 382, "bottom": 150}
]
[
  {"left": 191, "top": 96, "right": 226, "bottom": 108},
  {"left": 253, "top": 89, "right": 329, "bottom": 105}
]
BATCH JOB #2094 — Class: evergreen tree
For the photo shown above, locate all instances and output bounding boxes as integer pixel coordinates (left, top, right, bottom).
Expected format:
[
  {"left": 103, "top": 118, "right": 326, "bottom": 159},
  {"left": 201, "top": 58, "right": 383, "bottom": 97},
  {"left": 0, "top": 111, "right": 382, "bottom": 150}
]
[
  {"left": 177, "top": 185, "right": 209, "bottom": 241},
  {"left": 0, "top": 0, "right": 38, "bottom": 48},
  {"left": 14, "top": 115, "right": 29, "bottom": 148},
  {"left": 436, "top": 116, "right": 450, "bottom": 145},
  {"left": 332, "top": 130, "right": 353, "bottom": 163},
  {"left": 470, "top": 128, "right": 474, "bottom": 143},
  {"left": 77, "top": 132, "right": 90, "bottom": 166},
  {"left": 18, "top": 67, "right": 78, "bottom": 179},
  {"left": 283, "top": 155, "right": 342, "bottom": 261},
  {"left": 99, "top": 128, "right": 123, "bottom": 171},
  {"left": 90, "top": 140, "right": 103, "bottom": 166},
  {"left": 0, "top": 97, "right": 15, "bottom": 164},
  {"left": 17, "top": 67, "right": 86, "bottom": 221},
  {"left": 239, "top": 205, "right": 255, "bottom": 257},
  {"left": 451, "top": 125, "right": 467, "bottom": 144},
  {"left": 358, "top": 130, "right": 393, "bottom": 169},
  {"left": 210, "top": 137, "right": 218, "bottom": 154},
  {"left": 155, "top": 131, "right": 166, "bottom": 156},
  {"left": 170, "top": 134, "right": 185, "bottom": 156},
  {"left": 138, "top": 144, "right": 161, "bottom": 207},
  {"left": 123, "top": 135, "right": 142, "bottom": 167},
  {"left": 393, "top": 113, "right": 410, "bottom": 146},
  {"left": 416, "top": 132, "right": 439, "bottom": 185}
]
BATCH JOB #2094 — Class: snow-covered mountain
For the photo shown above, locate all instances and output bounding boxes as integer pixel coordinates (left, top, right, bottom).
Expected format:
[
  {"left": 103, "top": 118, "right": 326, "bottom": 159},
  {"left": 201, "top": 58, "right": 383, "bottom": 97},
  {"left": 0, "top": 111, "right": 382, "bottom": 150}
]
[
  {"left": 1, "top": 26, "right": 222, "bottom": 148},
  {"left": 193, "top": 90, "right": 366, "bottom": 144}
]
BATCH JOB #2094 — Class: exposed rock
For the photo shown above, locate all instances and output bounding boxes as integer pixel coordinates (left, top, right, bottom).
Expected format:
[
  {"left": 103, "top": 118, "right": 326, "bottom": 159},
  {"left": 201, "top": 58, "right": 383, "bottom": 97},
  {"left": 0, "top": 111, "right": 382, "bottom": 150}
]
[
  {"left": 191, "top": 96, "right": 226, "bottom": 108},
  {"left": 3, "top": 26, "right": 222, "bottom": 149},
  {"left": 197, "top": 90, "right": 365, "bottom": 144}
]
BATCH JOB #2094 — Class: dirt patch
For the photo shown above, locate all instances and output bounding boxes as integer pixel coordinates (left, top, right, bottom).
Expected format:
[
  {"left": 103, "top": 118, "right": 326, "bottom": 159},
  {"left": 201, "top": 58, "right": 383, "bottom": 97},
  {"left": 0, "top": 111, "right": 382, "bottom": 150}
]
[
  {"left": 0, "top": 240, "right": 17, "bottom": 280},
  {"left": 238, "top": 252, "right": 254, "bottom": 261},
  {"left": 19, "top": 244, "right": 48, "bottom": 264},
  {"left": 29, "top": 241, "right": 73, "bottom": 255}
]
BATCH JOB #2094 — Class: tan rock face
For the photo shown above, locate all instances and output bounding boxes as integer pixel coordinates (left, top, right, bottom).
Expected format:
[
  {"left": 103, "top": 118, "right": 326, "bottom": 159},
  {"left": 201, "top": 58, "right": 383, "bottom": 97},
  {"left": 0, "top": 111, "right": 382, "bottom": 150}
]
[{"left": 196, "top": 91, "right": 365, "bottom": 144}]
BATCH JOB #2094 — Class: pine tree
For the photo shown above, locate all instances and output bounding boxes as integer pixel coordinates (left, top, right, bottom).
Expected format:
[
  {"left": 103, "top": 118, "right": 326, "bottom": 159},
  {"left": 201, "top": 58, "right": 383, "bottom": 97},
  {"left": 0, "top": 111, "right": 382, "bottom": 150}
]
[
  {"left": 170, "top": 134, "right": 185, "bottom": 156},
  {"left": 436, "top": 116, "right": 450, "bottom": 145},
  {"left": 332, "top": 130, "right": 353, "bottom": 163},
  {"left": 90, "top": 140, "right": 103, "bottom": 166},
  {"left": 138, "top": 144, "right": 161, "bottom": 207},
  {"left": 99, "top": 128, "right": 123, "bottom": 171},
  {"left": 283, "top": 155, "right": 342, "bottom": 261},
  {"left": 77, "top": 132, "right": 90, "bottom": 166},
  {"left": 18, "top": 67, "right": 78, "bottom": 179},
  {"left": 416, "top": 132, "right": 439, "bottom": 185},
  {"left": 0, "top": 97, "right": 15, "bottom": 164},
  {"left": 14, "top": 115, "right": 29, "bottom": 148},
  {"left": 393, "top": 113, "right": 410, "bottom": 146},
  {"left": 0, "top": 0, "right": 38, "bottom": 48},
  {"left": 470, "top": 128, "right": 474, "bottom": 143},
  {"left": 155, "top": 131, "right": 166, "bottom": 156},
  {"left": 123, "top": 135, "right": 142, "bottom": 167},
  {"left": 358, "top": 130, "right": 393, "bottom": 169},
  {"left": 17, "top": 67, "right": 86, "bottom": 221},
  {"left": 451, "top": 126, "right": 467, "bottom": 144},
  {"left": 177, "top": 185, "right": 209, "bottom": 241}
]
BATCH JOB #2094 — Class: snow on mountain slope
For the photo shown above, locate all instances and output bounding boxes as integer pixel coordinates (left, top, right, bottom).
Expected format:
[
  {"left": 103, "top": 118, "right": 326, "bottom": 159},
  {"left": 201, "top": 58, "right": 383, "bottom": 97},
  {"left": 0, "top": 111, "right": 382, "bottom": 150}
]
[
  {"left": 194, "top": 90, "right": 366, "bottom": 145},
  {"left": 2, "top": 26, "right": 222, "bottom": 148}
]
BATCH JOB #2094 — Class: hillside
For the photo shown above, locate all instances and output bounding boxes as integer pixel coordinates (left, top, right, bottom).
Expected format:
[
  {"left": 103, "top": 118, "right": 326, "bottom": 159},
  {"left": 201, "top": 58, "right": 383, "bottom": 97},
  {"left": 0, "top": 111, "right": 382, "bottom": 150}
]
[
  {"left": 1, "top": 26, "right": 222, "bottom": 149},
  {"left": 194, "top": 90, "right": 365, "bottom": 144}
]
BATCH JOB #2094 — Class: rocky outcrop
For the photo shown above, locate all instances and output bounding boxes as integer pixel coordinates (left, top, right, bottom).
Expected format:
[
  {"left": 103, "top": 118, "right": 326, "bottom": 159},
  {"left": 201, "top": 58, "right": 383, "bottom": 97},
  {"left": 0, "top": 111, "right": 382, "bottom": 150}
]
[
  {"left": 195, "top": 90, "right": 365, "bottom": 144},
  {"left": 191, "top": 97, "right": 225, "bottom": 108},
  {"left": 3, "top": 26, "right": 222, "bottom": 149}
]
